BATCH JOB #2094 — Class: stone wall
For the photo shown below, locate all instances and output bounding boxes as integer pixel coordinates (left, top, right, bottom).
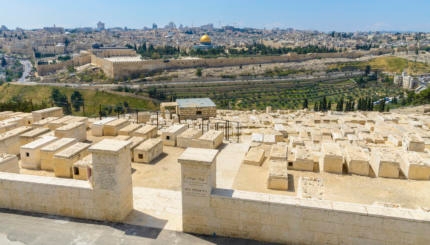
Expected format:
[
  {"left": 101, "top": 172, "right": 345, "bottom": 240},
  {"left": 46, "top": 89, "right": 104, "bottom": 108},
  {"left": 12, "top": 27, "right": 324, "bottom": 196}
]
[
  {"left": 209, "top": 190, "right": 430, "bottom": 244},
  {"left": 95, "top": 51, "right": 368, "bottom": 80},
  {"left": 36, "top": 53, "right": 91, "bottom": 76},
  {"left": 0, "top": 139, "right": 133, "bottom": 222},
  {"left": 179, "top": 147, "right": 430, "bottom": 245}
]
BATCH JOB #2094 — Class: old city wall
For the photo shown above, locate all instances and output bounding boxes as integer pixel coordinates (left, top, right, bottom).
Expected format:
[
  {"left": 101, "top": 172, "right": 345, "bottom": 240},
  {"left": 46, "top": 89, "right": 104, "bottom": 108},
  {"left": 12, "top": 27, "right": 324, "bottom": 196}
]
[
  {"left": 180, "top": 149, "right": 430, "bottom": 245},
  {"left": 108, "top": 51, "right": 368, "bottom": 79},
  {"left": 36, "top": 53, "right": 91, "bottom": 76},
  {"left": 90, "top": 55, "right": 114, "bottom": 78}
]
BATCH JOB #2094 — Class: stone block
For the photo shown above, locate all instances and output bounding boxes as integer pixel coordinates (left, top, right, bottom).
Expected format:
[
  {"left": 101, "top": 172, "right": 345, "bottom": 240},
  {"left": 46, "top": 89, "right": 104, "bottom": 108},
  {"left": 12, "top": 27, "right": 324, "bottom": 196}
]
[
  {"left": 344, "top": 145, "right": 370, "bottom": 176},
  {"left": 40, "top": 137, "right": 77, "bottom": 171},
  {"left": 55, "top": 121, "right": 86, "bottom": 142},
  {"left": 321, "top": 143, "right": 344, "bottom": 174},
  {"left": 267, "top": 160, "right": 288, "bottom": 190},
  {"left": 0, "top": 153, "right": 19, "bottom": 173},
  {"left": 103, "top": 118, "right": 130, "bottom": 136},
  {"left": 53, "top": 142, "right": 90, "bottom": 178},
  {"left": 370, "top": 148, "right": 400, "bottom": 178},
  {"left": 177, "top": 128, "right": 202, "bottom": 148},
  {"left": 134, "top": 138, "right": 163, "bottom": 163},
  {"left": 243, "top": 147, "right": 265, "bottom": 166}
]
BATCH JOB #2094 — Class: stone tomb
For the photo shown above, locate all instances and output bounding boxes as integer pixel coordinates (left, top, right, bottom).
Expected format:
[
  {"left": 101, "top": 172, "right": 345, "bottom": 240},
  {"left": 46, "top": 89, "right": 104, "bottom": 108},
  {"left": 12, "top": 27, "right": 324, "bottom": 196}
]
[
  {"left": 103, "top": 118, "right": 130, "bottom": 136},
  {"left": 267, "top": 159, "right": 288, "bottom": 190},
  {"left": 193, "top": 130, "right": 224, "bottom": 149},
  {"left": 132, "top": 124, "right": 157, "bottom": 139},
  {"left": 344, "top": 145, "right": 370, "bottom": 176},
  {"left": 19, "top": 127, "right": 51, "bottom": 146},
  {"left": 400, "top": 152, "right": 430, "bottom": 180},
  {"left": 31, "top": 117, "right": 59, "bottom": 128},
  {"left": 291, "top": 146, "right": 315, "bottom": 172},
  {"left": 53, "top": 142, "right": 90, "bottom": 178},
  {"left": 370, "top": 148, "right": 401, "bottom": 178},
  {"left": 127, "top": 136, "right": 146, "bottom": 162},
  {"left": 32, "top": 107, "right": 63, "bottom": 122},
  {"left": 118, "top": 124, "right": 142, "bottom": 136},
  {"left": 114, "top": 135, "right": 131, "bottom": 141},
  {"left": 20, "top": 136, "right": 58, "bottom": 170},
  {"left": 91, "top": 117, "right": 116, "bottom": 136},
  {"left": 72, "top": 154, "right": 93, "bottom": 181},
  {"left": 0, "top": 126, "right": 32, "bottom": 155},
  {"left": 320, "top": 142, "right": 344, "bottom": 174},
  {"left": 133, "top": 138, "right": 163, "bottom": 163},
  {"left": 243, "top": 147, "right": 265, "bottom": 166},
  {"left": 161, "top": 124, "right": 187, "bottom": 146},
  {"left": 47, "top": 116, "right": 74, "bottom": 130},
  {"left": 0, "top": 111, "right": 14, "bottom": 120},
  {"left": 177, "top": 128, "right": 202, "bottom": 148},
  {"left": 40, "top": 138, "right": 77, "bottom": 171},
  {"left": 269, "top": 143, "right": 288, "bottom": 161},
  {"left": 0, "top": 153, "right": 19, "bottom": 173},
  {"left": 55, "top": 122, "right": 87, "bottom": 142},
  {"left": 0, "top": 121, "right": 19, "bottom": 134},
  {"left": 403, "top": 134, "right": 425, "bottom": 152}
]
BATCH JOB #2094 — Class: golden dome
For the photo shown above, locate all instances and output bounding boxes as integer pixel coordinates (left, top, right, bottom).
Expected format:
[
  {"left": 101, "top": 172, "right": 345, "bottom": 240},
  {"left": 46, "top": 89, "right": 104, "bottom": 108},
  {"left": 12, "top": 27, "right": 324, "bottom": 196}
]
[{"left": 200, "top": 34, "right": 211, "bottom": 44}]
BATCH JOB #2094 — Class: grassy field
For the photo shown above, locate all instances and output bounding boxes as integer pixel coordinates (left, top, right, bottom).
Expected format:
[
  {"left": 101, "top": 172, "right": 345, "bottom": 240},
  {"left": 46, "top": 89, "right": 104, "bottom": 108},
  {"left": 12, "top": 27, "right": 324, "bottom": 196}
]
[
  {"left": 0, "top": 84, "right": 157, "bottom": 117},
  {"left": 329, "top": 56, "right": 430, "bottom": 75}
]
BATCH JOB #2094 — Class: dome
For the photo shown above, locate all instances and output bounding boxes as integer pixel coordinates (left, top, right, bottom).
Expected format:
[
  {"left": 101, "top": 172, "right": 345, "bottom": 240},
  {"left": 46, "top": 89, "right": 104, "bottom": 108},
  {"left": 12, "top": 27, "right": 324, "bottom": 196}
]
[{"left": 200, "top": 34, "right": 211, "bottom": 44}]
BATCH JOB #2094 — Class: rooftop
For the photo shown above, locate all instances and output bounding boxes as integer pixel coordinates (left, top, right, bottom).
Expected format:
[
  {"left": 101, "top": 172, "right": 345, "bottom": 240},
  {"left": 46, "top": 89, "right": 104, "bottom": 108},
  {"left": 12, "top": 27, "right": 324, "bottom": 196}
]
[{"left": 176, "top": 98, "right": 216, "bottom": 108}]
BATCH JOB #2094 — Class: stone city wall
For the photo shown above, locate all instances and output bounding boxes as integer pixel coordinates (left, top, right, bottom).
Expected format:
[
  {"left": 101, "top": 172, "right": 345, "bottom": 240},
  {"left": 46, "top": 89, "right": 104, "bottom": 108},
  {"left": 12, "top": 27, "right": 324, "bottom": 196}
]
[
  {"left": 103, "top": 51, "right": 367, "bottom": 79},
  {"left": 37, "top": 53, "right": 91, "bottom": 76}
]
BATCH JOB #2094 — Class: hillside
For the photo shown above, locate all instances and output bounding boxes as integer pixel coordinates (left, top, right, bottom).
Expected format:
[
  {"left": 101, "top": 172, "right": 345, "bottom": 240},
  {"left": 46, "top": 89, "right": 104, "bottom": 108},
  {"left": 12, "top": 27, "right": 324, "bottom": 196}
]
[{"left": 0, "top": 84, "right": 157, "bottom": 117}]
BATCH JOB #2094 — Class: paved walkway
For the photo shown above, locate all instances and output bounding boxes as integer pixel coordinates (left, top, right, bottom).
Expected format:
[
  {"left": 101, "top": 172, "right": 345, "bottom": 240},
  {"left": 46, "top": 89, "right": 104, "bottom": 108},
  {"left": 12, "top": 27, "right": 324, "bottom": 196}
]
[
  {"left": 216, "top": 142, "right": 250, "bottom": 189},
  {"left": 125, "top": 187, "right": 182, "bottom": 231}
]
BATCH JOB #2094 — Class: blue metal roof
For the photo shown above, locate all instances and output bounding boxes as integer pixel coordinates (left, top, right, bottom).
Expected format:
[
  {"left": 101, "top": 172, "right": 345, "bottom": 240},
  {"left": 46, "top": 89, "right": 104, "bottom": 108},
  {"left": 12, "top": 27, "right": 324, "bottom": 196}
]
[{"left": 176, "top": 98, "right": 216, "bottom": 108}]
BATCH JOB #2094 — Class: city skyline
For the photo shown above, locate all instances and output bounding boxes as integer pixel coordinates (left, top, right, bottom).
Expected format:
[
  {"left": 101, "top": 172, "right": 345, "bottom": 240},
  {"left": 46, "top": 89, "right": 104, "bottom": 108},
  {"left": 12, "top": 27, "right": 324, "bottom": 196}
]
[{"left": 1, "top": 0, "right": 430, "bottom": 32}]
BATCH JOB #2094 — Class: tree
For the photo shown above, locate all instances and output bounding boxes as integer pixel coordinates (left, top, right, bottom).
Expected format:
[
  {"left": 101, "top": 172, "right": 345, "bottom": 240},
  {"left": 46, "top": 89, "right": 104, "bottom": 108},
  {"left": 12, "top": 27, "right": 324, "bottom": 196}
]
[
  {"left": 70, "top": 91, "right": 84, "bottom": 112},
  {"left": 196, "top": 68, "right": 202, "bottom": 77},
  {"left": 327, "top": 101, "right": 332, "bottom": 111},
  {"left": 365, "top": 65, "right": 371, "bottom": 76},
  {"left": 1, "top": 57, "right": 6, "bottom": 67},
  {"left": 302, "top": 98, "right": 308, "bottom": 109},
  {"left": 378, "top": 99, "right": 385, "bottom": 112},
  {"left": 313, "top": 102, "right": 319, "bottom": 111},
  {"left": 51, "top": 88, "right": 71, "bottom": 114}
]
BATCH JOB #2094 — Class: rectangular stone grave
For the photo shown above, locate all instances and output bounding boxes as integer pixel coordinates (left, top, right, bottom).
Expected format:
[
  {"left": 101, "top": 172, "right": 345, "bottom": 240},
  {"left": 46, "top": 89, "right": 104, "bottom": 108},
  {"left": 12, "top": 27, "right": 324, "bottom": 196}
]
[
  {"left": 40, "top": 137, "right": 77, "bottom": 171},
  {"left": 134, "top": 138, "right": 163, "bottom": 163},
  {"left": 20, "top": 136, "right": 58, "bottom": 169},
  {"left": 267, "top": 159, "right": 288, "bottom": 190},
  {"left": 243, "top": 147, "right": 265, "bottom": 166}
]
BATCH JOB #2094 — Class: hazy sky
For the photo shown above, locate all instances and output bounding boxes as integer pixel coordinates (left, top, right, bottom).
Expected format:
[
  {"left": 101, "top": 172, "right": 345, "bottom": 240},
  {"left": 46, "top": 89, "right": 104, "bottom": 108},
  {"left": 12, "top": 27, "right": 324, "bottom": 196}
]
[{"left": 1, "top": 0, "right": 430, "bottom": 32}]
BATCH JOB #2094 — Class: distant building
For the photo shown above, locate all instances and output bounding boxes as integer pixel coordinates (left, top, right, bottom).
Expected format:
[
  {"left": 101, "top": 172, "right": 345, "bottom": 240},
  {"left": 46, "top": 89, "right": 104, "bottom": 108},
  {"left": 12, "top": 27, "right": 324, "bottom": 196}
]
[
  {"left": 43, "top": 25, "right": 64, "bottom": 34},
  {"left": 176, "top": 98, "right": 217, "bottom": 120},
  {"left": 394, "top": 72, "right": 418, "bottom": 90},
  {"left": 97, "top": 21, "right": 105, "bottom": 31},
  {"left": 193, "top": 34, "right": 214, "bottom": 50},
  {"left": 0, "top": 25, "right": 8, "bottom": 31}
]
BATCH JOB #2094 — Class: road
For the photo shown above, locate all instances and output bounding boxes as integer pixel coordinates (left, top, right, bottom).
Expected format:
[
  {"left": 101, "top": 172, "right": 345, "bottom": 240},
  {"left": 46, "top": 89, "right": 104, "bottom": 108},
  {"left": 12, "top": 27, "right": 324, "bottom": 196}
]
[
  {"left": 0, "top": 209, "right": 271, "bottom": 245},
  {"left": 18, "top": 60, "right": 32, "bottom": 82}
]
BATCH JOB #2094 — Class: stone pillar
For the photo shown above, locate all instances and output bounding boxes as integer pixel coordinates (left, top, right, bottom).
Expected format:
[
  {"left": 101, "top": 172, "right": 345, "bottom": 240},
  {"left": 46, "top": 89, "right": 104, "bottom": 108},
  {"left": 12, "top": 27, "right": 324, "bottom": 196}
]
[
  {"left": 178, "top": 147, "right": 218, "bottom": 234},
  {"left": 89, "top": 139, "right": 133, "bottom": 222}
]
